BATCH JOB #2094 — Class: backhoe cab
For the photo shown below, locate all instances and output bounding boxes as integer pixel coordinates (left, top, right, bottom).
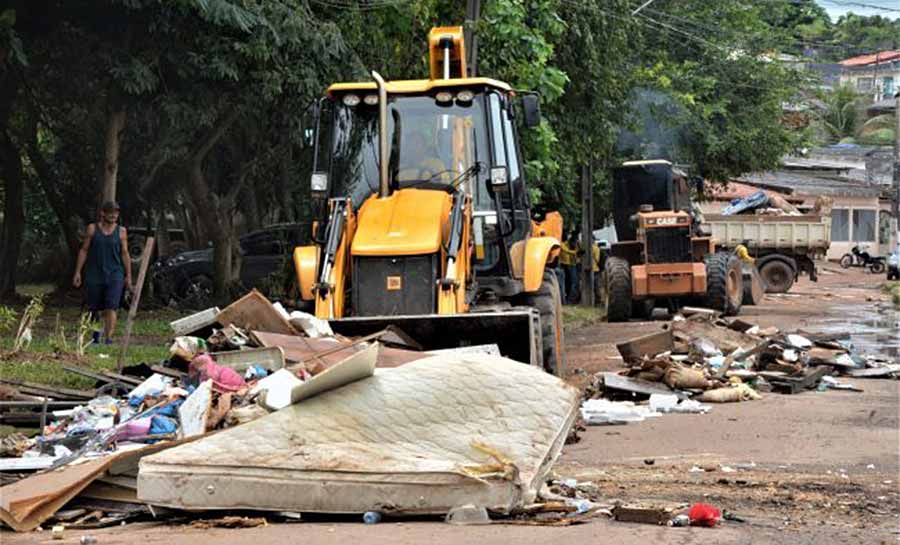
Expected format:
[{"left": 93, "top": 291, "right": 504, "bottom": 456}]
[
  {"left": 294, "top": 27, "right": 565, "bottom": 374},
  {"left": 600, "top": 160, "right": 743, "bottom": 321}
]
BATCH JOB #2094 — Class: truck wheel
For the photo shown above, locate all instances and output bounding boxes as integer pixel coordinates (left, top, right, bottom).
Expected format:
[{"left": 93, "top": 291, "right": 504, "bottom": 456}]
[
  {"left": 602, "top": 257, "right": 633, "bottom": 322},
  {"left": 519, "top": 270, "right": 565, "bottom": 377},
  {"left": 759, "top": 260, "right": 794, "bottom": 293},
  {"left": 705, "top": 252, "right": 742, "bottom": 316}
]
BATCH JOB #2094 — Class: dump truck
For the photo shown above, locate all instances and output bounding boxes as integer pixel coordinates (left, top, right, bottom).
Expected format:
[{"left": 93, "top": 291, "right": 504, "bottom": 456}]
[
  {"left": 704, "top": 213, "right": 831, "bottom": 293},
  {"left": 293, "top": 26, "right": 565, "bottom": 374},
  {"left": 600, "top": 160, "right": 744, "bottom": 321}
]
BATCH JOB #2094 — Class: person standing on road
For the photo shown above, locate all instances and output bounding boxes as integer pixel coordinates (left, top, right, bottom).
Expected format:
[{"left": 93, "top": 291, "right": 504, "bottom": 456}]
[
  {"left": 560, "top": 231, "right": 582, "bottom": 304},
  {"left": 72, "top": 201, "right": 132, "bottom": 344}
]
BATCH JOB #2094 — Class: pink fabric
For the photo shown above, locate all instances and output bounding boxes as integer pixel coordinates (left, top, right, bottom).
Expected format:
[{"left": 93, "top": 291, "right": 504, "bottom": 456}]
[
  {"left": 114, "top": 417, "right": 153, "bottom": 441},
  {"left": 192, "top": 354, "right": 246, "bottom": 392}
]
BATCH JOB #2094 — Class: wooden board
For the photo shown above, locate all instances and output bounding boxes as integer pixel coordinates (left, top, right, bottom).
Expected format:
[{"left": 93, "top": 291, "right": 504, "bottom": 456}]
[
  {"left": 251, "top": 330, "right": 425, "bottom": 370},
  {"left": 843, "top": 365, "right": 900, "bottom": 378},
  {"left": 673, "top": 319, "right": 757, "bottom": 354},
  {"left": 616, "top": 329, "right": 674, "bottom": 362},
  {"left": 601, "top": 373, "right": 687, "bottom": 400},
  {"left": 216, "top": 289, "right": 298, "bottom": 336}
]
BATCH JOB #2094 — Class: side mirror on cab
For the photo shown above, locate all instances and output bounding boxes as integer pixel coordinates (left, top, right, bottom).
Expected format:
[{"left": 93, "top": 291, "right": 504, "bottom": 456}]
[
  {"left": 490, "top": 166, "right": 509, "bottom": 193},
  {"left": 522, "top": 94, "right": 541, "bottom": 128},
  {"left": 311, "top": 172, "right": 328, "bottom": 196}
]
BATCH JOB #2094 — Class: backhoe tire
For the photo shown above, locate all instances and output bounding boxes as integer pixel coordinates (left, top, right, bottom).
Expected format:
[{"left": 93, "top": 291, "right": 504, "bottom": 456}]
[
  {"left": 519, "top": 270, "right": 566, "bottom": 377},
  {"left": 602, "top": 257, "right": 633, "bottom": 323},
  {"left": 705, "top": 252, "right": 743, "bottom": 316}
]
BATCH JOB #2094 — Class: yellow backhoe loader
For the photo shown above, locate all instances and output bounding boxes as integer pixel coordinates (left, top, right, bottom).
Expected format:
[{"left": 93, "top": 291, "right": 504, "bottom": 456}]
[{"left": 293, "top": 26, "right": 566, "bottom": 374}]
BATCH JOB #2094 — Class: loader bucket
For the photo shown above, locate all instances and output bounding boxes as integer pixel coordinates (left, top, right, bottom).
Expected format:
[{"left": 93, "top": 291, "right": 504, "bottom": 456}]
[{"left": 329, "top": 309, "right": 541, "bottom": 368}]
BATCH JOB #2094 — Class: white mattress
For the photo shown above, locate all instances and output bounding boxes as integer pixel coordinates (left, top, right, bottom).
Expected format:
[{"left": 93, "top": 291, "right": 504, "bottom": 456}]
[{"left": 138, "top": 354, "right": 578, "bottom": 514}]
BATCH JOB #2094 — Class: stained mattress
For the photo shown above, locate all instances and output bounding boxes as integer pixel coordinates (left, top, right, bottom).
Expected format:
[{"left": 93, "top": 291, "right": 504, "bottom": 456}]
[{"left": 137, "top": 353, "right": 579, "bottom": 514}]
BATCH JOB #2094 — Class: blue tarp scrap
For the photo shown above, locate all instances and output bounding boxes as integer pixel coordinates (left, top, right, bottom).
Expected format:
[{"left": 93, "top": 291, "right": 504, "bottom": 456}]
[{"left": 723, "top": 191, "right": 769, "bottom": 215}]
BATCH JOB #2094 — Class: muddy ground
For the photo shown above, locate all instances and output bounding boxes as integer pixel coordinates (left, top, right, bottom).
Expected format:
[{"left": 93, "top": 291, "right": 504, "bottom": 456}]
[{"left": 4, "top": 265, "right": 899, "bottom": 545}]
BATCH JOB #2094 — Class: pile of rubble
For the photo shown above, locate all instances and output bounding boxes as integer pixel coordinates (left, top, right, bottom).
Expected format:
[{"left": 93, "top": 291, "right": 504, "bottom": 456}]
[
  {"left": 0, "top": 289, "right": 591, "bottom": 533},
  {"left": 581, "top": 307, "right": 898, "bottom": 425}
]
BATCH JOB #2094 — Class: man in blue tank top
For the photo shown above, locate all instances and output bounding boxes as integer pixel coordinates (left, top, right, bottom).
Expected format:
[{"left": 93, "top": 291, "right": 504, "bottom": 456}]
[{"left": 72, "top": 201, "right": 133, "bottom": 344}]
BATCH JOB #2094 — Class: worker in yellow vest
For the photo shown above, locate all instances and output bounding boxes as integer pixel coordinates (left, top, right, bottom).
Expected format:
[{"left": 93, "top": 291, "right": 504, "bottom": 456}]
[{"left": 560, "top": 231, "right": 582, "bottom": 304}]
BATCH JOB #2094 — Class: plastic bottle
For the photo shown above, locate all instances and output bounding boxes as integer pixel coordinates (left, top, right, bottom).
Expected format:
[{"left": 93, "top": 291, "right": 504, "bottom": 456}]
[
  {"left": 80, "top": 536, "right": 97, "bottom": 545},
  {"left": 363, "top": 511, "right": 382, "bottom": 524},
  {"left": 668, "top": 514, "right": 690, "bottom": 527}
]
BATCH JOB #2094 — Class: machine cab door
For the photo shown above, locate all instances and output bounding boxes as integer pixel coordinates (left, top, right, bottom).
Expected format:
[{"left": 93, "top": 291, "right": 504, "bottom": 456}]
[{"left": 474, "top": 92, "right": 530, "bottom": 276}]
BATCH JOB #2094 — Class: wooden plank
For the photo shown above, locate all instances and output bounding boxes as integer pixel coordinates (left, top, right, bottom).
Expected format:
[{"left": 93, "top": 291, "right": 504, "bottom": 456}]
[
  {"left": 767, "top": 365, "right": 831, "bottom": 394},
  {"left": 62, "top": 366, "right": 120, "bottom": 385},
  {"left": 601, "top": 373, "right": 688, "bottom": 400},
  {"left": 844, "top": 365, "right": 900, "bottom": 378},
  {"left": 150, "top": 365, "right": 188, "bottom": 380},
  {"left": 216, "top": 289, "right": 298, "bottom": 336},
  {"left": 615, "top": 329, "right": 674, "bottom": 362},
  {"left": 117, "top": 236, "right": 155, "bottom": 374},
  {"left": 0, "top": 380, "right": 94, "bottom": 400},
  {"left": 673, "top": 319, "right": 757, "bottom": 354},
  {"left": 99, "top": 372, "right": 142, "bottom": 386},
  {"left": 252, "top": 330, "right": 425, "bottom": 371}
]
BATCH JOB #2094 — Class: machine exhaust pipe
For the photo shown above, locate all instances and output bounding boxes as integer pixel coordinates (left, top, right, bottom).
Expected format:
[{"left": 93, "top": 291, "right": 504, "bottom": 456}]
[{"left": 372, "top": 70, "right": 390, "bottom": 198}]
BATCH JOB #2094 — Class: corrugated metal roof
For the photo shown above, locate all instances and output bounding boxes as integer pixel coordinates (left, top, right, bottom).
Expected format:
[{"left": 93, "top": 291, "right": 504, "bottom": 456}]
[{"left": 735, "top": 171, "right": 883, "bottom": 198}]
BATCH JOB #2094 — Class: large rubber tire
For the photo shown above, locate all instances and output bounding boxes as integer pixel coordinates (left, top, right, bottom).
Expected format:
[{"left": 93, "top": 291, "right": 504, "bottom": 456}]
[
  {"left": 705, "top": 252, "right": 743, "bottom": 316},
  {"left": 602, "top": 257, "right": 633, "bottom": 322},
  {"left": 839, "top": 254, "right": 853, "bottom": 268},
  {"left": 632, "top": 298, "right": 655, "bottom": 320},
  {"left": 519, "top": 270, "right": 566, "bottom": 377},
  {"left": 759, "top": 260, "right": 794, "bottom": 293},
  {"left": 870, "top": 260, "right": 886, "bottom": 274}
]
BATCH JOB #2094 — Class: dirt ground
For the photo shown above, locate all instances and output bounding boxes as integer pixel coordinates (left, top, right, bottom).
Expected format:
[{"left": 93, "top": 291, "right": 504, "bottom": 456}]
[{"left": 4, "top": 265, "right": 899, "bottom": 545}]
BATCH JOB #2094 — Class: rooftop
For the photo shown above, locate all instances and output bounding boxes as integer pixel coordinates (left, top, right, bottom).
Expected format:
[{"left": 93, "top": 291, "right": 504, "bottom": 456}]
[
  {"left": 735, "top": 170, "right": 885, "bottom": 199},
  {"left": 839, "top": 50, "right": 900, "bottom": 67}
]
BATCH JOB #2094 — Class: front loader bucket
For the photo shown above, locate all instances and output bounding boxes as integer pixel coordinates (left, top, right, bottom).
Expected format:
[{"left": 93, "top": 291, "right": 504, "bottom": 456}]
[{"left": 329, "top": 310, "right": 541, "bottom": 368}]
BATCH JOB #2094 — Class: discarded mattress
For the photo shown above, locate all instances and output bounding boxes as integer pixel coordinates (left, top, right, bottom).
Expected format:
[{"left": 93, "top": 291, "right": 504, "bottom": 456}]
[{"left": 138, "top": 354, "right": 579, "bottom": 514}]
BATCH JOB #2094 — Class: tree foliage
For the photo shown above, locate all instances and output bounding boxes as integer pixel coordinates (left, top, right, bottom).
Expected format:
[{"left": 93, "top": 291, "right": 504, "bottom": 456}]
[{"left": 1, "top": 0, "right": 818, "bottom": 295}]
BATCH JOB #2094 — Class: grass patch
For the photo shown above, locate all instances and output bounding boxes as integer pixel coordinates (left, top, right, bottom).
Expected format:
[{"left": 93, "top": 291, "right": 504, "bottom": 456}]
[
  {"left": 1, "top": 337, "right": 170, "bottom": 389},
  {"left": 562, "top": 304, "right": 605, "bottom": 330},
  {"left": 0, "top": 295, "right": 182, "bottom": 389}
]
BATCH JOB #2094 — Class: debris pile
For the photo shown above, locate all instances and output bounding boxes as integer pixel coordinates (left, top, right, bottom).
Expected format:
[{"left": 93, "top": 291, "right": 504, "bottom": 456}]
[
  {"left": 581, "top": 308, "right": 898, "bottom": 424},
  {"left": 1, "top": 289, "right": 578, "bottom": 532}
]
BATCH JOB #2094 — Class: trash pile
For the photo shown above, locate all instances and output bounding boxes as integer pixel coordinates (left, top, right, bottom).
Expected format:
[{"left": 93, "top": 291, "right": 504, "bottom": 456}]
[
  {"left": 722, "top": 190, "right": 802, "bottom": 216},
  {"left": 1, "top": 289, "right": 586, "bottom": 533},
  {"left": 581, "top": 307, "right": 899, "bottom": 424}
]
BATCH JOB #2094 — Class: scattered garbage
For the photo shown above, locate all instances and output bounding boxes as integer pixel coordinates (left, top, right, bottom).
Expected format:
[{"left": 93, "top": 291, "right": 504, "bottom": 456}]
[
  {"left": 580, "top": 399, "right": 660, "bottom": 425},
  {"left": 446, "top": 504, "right": 491, "bottom": 525},
  {"left": 688, "top": 503, "right": 721, "bottom": 527}
]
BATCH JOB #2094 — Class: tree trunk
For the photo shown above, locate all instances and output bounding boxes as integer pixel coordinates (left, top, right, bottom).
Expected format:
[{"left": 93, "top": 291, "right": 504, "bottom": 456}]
[
  {"left": 0, "top": 131, "right": 24, "bottom": 298},
  {"left": 0, "top": 73, "right": 23, "bottom": 298},
  {"left": 101, "top": 108, "right": 126, "bottom": 203}
]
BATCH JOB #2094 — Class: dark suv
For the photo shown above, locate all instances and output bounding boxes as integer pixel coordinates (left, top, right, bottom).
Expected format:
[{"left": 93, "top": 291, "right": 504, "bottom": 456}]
[{"left": 152, "top": 223, "right": 310, "bottom": 304}]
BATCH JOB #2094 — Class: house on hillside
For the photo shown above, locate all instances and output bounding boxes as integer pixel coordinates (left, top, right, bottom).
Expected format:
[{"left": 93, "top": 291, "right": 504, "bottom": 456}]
[
  {"left": 839, "top": 50, "right": 900, "bottom": 101},
  {"left": 700, "top": 168, "right": 894, "bottom": 261}
]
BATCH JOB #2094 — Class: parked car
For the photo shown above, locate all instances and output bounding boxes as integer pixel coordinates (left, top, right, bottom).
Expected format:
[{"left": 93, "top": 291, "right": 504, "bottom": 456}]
[
  {"left": 152, "top": 223, "right": 311, "bottom": 304},
  {"left": 888, "top": 249, "right": 899, "bottom": 281}
]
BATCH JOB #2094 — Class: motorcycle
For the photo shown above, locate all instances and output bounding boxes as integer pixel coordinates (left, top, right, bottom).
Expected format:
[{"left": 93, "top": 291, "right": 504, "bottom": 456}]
[{"left": 840, "top": 245, "right": 886, "bottom": 274}]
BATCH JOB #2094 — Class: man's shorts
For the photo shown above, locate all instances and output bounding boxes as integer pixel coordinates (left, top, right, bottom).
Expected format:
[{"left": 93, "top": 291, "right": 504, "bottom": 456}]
[{"left": 86, "top": 275, "right": 125, "bottom": 312}]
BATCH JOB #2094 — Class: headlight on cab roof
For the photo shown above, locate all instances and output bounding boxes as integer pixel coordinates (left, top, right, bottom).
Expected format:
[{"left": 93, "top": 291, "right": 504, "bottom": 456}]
[{"left": 342, "top": 94, "right": 360, "bottom": 106}]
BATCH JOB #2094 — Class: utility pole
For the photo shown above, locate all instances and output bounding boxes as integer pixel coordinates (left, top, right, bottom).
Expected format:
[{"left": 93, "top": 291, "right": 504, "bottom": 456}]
[
  {"left": 893, "top": 90, "right": 899, "bottom": 250},
  {"left": 581, "top": 163, "right": 594, "bottom": 306},
  {"left": 465, "top": 0, "right": 481, "bottom": 77}
]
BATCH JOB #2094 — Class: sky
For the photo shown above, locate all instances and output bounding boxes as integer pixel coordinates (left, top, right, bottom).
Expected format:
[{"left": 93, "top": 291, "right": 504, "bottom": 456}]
[{"left": 816, "top": 0, "right": 900, "bottom": 21}]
